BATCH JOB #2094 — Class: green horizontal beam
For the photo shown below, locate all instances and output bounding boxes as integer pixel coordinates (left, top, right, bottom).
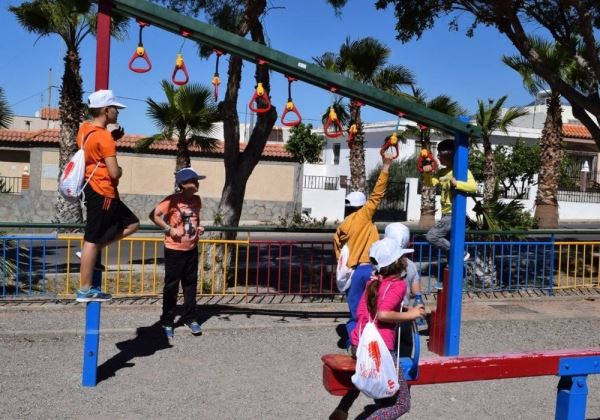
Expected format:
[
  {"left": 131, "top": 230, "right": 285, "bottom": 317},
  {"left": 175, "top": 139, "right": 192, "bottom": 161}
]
[{"left": 111, "top": 0, "right": 481, "bottom": 137}]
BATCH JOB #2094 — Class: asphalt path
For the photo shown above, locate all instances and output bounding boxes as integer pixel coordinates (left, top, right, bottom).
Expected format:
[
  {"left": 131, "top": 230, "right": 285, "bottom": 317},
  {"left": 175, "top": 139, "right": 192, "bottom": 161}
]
[{"left": 0, "top": 297, "right": 599, "bottom": 419}]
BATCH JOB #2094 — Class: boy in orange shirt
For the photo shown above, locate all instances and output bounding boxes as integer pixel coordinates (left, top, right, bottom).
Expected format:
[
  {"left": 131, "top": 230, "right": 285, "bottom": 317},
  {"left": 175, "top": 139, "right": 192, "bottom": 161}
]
[
  {"left": 76, "top": 90, "right": 139, "bottom": 302},
  {"left": 150, "top": 168, "right": 205, "bottom": 339}
]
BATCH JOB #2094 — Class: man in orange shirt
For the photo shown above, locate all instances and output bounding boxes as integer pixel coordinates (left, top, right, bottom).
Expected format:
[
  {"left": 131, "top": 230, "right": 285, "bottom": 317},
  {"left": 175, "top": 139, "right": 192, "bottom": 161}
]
[
  {"left": 150, "top": 167, "right": 206, "bottom": 339},
  {"left": 75, "top": 90, "right": 139, "bottom": 302}
]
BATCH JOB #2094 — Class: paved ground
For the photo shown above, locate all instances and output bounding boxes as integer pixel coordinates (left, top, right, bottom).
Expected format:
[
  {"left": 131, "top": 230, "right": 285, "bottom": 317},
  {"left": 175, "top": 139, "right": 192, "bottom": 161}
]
[{"left": 0, "top": 296, "right": 599, "bottom": 419}]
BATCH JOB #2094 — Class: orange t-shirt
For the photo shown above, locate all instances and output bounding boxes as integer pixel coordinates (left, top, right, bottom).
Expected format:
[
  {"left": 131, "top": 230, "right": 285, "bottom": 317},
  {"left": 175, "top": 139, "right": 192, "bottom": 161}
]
[
  {"left": 155, "top": 193, "right": 202, "bottom": 251},
  {"left": 76, "top": 121, "right": 118, "bottom": 198}
]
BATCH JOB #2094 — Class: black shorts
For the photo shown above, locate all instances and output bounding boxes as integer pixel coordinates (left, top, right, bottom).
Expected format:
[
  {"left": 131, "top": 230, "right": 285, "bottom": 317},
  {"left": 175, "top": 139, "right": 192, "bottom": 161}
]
[{"left": 83, "top": 184, "right": 139, "bottom": 244}]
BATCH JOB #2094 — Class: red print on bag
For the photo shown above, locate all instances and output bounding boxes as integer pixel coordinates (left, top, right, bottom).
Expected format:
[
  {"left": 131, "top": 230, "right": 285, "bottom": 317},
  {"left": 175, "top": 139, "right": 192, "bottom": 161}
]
[
  {"left": 387, "top": 379, "right": 396, "bottom": 390},
  {"left": 368, "top": 340, "right": 382, "bottom": 373},
  {"left": 63, "top": 161, "right": 75, "bottom": 179}
]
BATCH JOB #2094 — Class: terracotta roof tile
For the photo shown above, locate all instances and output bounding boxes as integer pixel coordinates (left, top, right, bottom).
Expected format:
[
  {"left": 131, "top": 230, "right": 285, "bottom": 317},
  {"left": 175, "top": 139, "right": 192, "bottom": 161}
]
[
  {"left": 562, "top": 123, "right": 592, "bottom": 140},
  {"left": 0, "top": 128, "right": 293, "bottom": 159},
  {"left": 40, "top": 107, "right": 60, "bottom": 120}
]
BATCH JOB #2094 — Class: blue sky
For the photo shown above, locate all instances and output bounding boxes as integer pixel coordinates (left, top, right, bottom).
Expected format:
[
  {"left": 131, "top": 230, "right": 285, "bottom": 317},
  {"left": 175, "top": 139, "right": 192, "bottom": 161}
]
[{"left": 1, "top": 1, "right": 535, "bottom": 136}]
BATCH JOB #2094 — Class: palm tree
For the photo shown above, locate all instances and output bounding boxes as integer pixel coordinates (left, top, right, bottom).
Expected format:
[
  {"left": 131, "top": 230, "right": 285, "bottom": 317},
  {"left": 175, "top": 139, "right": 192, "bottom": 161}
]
[
  {"left": 140, "top": 80, "right": 221, "bottom": 172},
  {"left": 0, "top": 87, "right": 13, "bottom": 129},
  {"left": 10, "top": 0, "right": 127, "bottom": 224},
  {"left": 474, "top": 96, "right": 528, "bottom": 203},
  {"left": 406, "top": 87, "right": 466, "bottom": 229},
  {"left": 503, "top": 37, "right": 587, "bottom": 228},
  {"left": 314, "top": 37, "right": 415, "bottom": 192}
]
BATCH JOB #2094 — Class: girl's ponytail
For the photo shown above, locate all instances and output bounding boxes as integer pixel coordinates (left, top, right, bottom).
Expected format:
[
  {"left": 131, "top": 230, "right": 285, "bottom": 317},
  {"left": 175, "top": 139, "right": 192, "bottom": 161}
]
[{"left": 366, "top": 276, "right": 381, "bottom": 319}]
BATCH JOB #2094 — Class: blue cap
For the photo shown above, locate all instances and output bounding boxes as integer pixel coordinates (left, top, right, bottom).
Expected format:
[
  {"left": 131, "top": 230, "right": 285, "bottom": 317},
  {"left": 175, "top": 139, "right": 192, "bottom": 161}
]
[{"left": 175, "top": 167, "right": 205, "bottom": 184}]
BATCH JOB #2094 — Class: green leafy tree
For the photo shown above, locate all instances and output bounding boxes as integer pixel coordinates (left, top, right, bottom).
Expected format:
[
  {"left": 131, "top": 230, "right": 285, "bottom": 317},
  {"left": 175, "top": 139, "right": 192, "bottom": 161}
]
[
  {"left": 284, "top": 123, "right": 326, "bottom": 165},
  {"left": 368, "top": 0, "right": 600, "bottom": 149},
  {"left": 474, "top": 96, "right": 528, "bottom": 203},
  {"left": 0, "top": 87, "right": 13, "bottom": 129},
  {"left": 405, "top": 87, "right": 466, "bottom": 229},
  {"left": 470, "top": 139, "right": 541, "bottom": 199},
  {"left": 284, "top": 123, "right": 326, "bottom": 220},
  {"left": 10, "top": 0, "right": 128, "bottom": 224},
  {"left": 140, "top": 80, "right": 221, "bottom": 172},
  {"left": 314, "top": 37, "right": 414, "bottom": 193},
  {"left": 503, "top": 37, "right": 587, "bottom": 228}
]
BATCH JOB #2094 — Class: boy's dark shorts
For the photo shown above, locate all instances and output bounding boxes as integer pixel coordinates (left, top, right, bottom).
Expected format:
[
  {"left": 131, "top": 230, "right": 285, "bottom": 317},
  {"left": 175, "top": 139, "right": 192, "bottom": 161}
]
[{"left": 83, "top": 184, "right": 139, "bottom": 245}]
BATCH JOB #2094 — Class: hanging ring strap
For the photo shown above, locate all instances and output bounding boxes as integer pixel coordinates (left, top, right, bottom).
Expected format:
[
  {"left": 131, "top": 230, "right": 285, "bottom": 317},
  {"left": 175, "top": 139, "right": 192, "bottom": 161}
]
[
  {"left": 281, "top": 76, "right": 302, "bottom": 126},
  {"left": 172, "top": 53, "right": 189, "bottom": 86},
  {"left": 324, "top": 106, "right": 344, "bottom": 138},
  {"left": 417, "top": 149, "right": 437, "bottom": 173},
  {"left": 128, "top": 20, "right": 152, "bottom": 73},
  {"left": 212, "top": 49, "right": 224, "bottom": 101},
  {"left": 380, "top": 134, "right": 400, "bottom": 159},
  {"left": 172, "top": 30, "right": 191, "bottom": 86},
  {"left": 248, "top": 59, "right": 271, "bottom": 113}
]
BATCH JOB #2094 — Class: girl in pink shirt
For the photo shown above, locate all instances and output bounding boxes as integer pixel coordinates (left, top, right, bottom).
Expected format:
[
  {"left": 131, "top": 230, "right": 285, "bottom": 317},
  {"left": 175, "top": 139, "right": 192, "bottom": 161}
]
[{"left": 335, "top": 238, "right": 424, "bottom": 420}]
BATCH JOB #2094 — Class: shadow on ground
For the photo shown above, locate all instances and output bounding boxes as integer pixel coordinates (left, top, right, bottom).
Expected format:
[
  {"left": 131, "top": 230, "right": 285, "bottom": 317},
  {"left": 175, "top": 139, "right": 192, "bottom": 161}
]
[{"left": 96, "top": 322, "right": 172, "bottom": 383}]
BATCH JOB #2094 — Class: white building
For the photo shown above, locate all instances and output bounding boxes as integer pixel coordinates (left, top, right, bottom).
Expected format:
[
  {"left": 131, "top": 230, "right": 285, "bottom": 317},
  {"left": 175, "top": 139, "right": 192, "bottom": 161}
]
[{"left": 296, "top": 97, "right": 600, "bottom": 223}]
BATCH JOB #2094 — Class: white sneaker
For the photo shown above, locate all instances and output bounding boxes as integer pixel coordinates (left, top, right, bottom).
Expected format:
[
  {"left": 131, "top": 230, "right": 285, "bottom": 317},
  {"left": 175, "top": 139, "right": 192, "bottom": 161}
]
[
  {"left": 464, "top": 252, "right": 471, "bottom": 262},
  {"left": 76, "top": 251, "right": 82, "bottom": 259}
]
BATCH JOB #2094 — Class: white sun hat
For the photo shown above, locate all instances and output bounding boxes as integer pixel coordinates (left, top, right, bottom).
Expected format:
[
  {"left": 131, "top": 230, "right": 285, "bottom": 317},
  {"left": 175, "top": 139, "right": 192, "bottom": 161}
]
[
  {"left": 88, "top": 89, "right": 126, "bottom": 109},
  {"left": 369, "top": 237, "right": 413, "bottom": 271}
]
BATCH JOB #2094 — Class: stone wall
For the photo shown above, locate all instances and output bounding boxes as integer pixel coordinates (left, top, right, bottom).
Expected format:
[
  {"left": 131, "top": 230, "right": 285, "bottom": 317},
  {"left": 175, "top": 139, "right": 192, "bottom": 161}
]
[
  {"left": 0, "top": 145, "right": 302, "bottom": 225},
  {"left": 0, "top": 190, "right": 299, "bottom": 225}
]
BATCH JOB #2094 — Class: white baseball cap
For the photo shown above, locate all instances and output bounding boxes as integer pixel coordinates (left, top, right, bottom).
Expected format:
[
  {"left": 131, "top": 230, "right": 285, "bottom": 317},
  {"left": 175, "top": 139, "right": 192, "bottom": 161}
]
[
  {"left": 345, "top": 191, "right": 367, "bottom": 207},
  {"left": 384, "top": 222, "right": 411, "bottom": 249},
  {"left": 88, "top": 89, "right": 126, "bottom": 109},
  {"left": 175, "top": 167, "right": 206, "bottom": 184},
  {"left": 369, "top": 237, "right": 414, "bottom": 271}
]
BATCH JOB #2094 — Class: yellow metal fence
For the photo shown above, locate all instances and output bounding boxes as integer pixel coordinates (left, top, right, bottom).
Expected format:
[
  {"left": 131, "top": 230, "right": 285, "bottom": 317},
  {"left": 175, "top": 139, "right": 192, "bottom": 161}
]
[
  {"left": 58, "top": 234, "right": 250, "bottom": 298},
  {"left": 554, "top": 241, "right": 600, "bottom": 289}
]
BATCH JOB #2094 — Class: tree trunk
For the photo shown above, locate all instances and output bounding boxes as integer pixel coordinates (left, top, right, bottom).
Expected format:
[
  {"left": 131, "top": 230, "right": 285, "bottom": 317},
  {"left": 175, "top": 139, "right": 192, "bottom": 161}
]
[
  {"left": 419, "top": 133, "right": 436, "bottom": 229},
  {"left": 176, "top": 136, "right": 191, "bottom": 171},
  {"left": 201, "top": 0, "right": 277, "bottom": 293},
  {"left": 534, "top": 93, "right": 563, "bottom": 229},
  {"left": 348, "top": 104, "right": 366, "bottom": 193},
  {"left": 54, "top": 48, "right": 84, "bottom": 225},
  {"left": 482, "top": 134, "right": 497, "bottom": 203}
]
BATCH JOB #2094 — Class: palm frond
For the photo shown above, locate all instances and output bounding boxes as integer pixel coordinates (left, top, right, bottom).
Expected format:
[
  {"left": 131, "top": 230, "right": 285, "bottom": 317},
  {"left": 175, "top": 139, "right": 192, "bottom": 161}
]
[
  {"left": 188, "top": 135, "right": 220, "bottom": 152},
  {"left": 0, "top": 87, "right": 14, "bottom": 129},
  {"left": 372, "top": 65, "right": 415, "bottom": 93},
  {"left": 313, "top": 52, "right": 341, "bottom": 72}
]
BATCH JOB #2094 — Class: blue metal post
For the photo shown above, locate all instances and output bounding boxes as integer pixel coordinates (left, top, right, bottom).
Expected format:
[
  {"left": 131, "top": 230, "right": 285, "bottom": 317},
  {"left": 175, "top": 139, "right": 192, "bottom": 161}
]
[
  {"left": 555, "top": 375, "right": 588, "bottom": 420},
  {"left": 555, "top": 355, "right": 600, "bottom": 420},
  {"left": 81, "top": 269, "right": 103, "bottom": 387},
  {"left": 444, "top": 116, "right": 470, "bottom": 356}
]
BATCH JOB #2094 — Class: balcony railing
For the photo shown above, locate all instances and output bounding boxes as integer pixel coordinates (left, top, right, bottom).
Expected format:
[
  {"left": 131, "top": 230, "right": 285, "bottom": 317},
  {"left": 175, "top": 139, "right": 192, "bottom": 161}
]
[
  {"left": 0, "top": 176, "right": 22, "bottom": 194},
  {"left": 303, "top": 175, "right": 339, "bottom": 190}
]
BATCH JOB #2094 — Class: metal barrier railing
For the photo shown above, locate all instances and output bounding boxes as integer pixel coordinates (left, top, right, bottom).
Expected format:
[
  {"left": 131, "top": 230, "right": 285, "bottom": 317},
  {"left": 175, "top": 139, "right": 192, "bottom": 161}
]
[{"left": 1, "top": 227, "right": 599, "bottom": 299}]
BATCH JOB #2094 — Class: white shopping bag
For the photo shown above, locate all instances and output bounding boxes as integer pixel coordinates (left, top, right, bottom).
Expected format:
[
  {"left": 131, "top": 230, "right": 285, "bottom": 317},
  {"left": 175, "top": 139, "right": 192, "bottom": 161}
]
[
  {"left": 336, "top": 244, "right": 354, "bottom": 292},
  {"left": 351, "top": 320, "right": 399, "bottom": 399},
  {"left": 58, "top": 131, "right": 99, "bottom": 202}
]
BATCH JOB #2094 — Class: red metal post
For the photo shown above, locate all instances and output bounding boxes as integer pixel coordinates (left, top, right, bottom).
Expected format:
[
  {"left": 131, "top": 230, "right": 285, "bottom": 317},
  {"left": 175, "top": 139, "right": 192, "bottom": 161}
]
[
  {"left": 428, "top": 268, "right": 449, "bottom": 355},
  {"left": 96, "top": 0, "right": 113, "bottom": 90}
]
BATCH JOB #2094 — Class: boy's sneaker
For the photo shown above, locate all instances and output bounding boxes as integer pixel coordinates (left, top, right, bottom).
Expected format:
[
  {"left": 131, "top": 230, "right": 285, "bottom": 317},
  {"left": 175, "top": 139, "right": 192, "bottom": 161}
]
[
  {"left": 464, "top": 251, "right": 471, "bottom": 262},
  {"left": 76, "top": 287, "right": 112, "bottom": 302},
  {"left": 185, "top": 321, "right": 202, "bottom": 335},
  {"left": 162, "top": 325, "right": 174, "bottom": 340}
]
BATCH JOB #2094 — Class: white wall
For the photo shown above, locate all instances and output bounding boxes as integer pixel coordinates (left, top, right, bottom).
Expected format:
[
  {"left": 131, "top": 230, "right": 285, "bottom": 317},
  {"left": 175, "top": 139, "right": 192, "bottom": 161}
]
[
  {"left": 302, "top": 188, "right": 346, "bottom": 222},
  {"left": 405, "top": 179, "right": 600, "bottom": 222}
]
